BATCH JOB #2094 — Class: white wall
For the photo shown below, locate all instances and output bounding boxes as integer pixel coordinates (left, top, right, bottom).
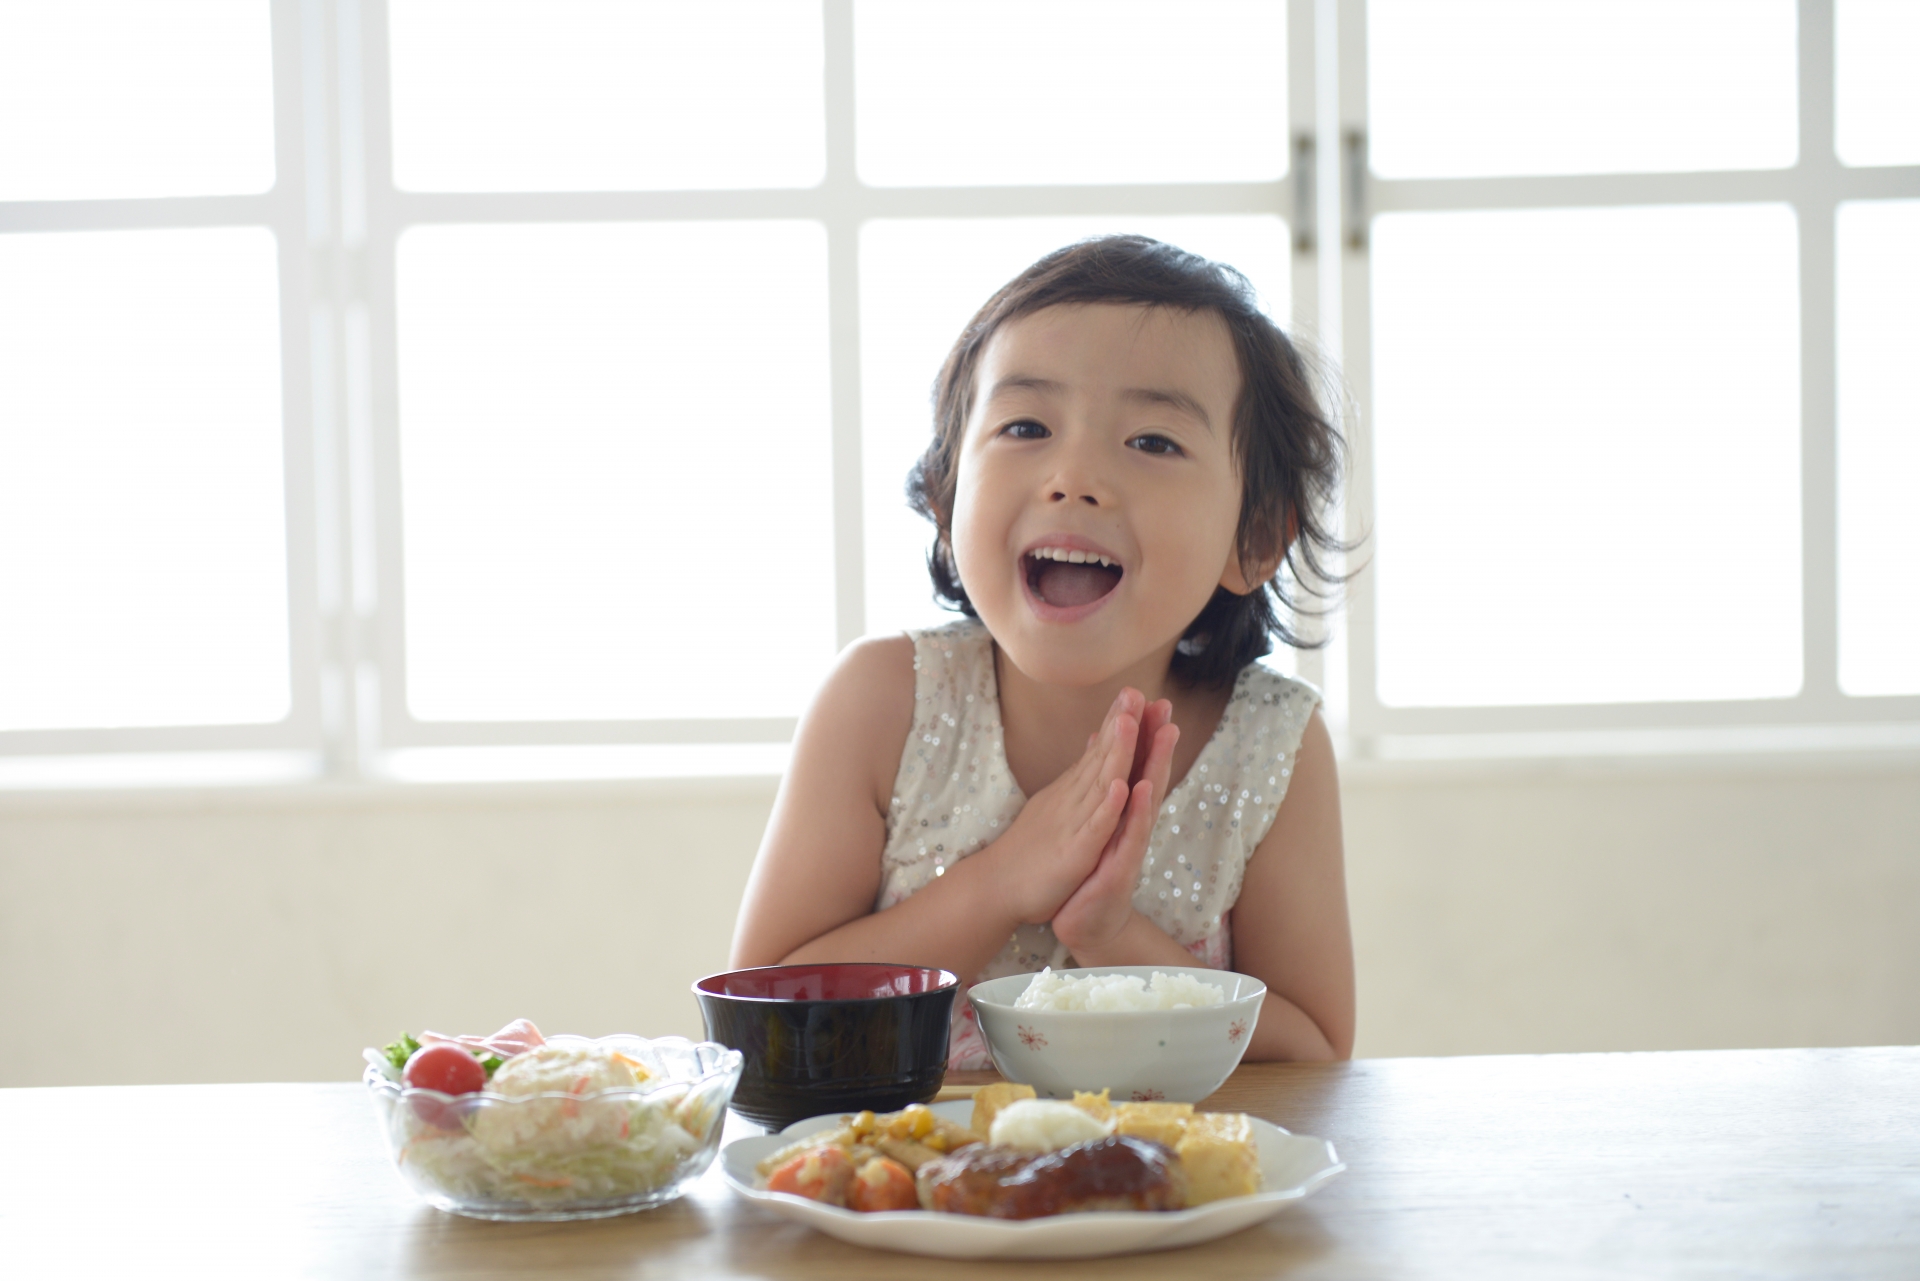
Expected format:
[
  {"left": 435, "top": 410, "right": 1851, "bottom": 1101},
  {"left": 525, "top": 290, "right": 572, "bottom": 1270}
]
[{"left": 2, "top": 756, "right": 1916, "bottom": 1087}]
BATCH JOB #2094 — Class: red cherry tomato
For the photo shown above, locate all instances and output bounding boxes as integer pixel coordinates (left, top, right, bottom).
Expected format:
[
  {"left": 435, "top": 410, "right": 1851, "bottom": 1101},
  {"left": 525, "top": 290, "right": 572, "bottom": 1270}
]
[
  {"left": 404, "top": 1043, "right": 488, "bottom": 1095},
  {"left": 403, "top": 1044, "right": 486, "bottom": 1128}
]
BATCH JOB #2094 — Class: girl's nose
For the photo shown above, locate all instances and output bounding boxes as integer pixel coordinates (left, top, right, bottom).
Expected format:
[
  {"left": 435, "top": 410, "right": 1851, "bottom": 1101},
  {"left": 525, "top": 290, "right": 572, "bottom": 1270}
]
[{"left": 1044, "top": 434, "right": 1112, "bottom": 507}]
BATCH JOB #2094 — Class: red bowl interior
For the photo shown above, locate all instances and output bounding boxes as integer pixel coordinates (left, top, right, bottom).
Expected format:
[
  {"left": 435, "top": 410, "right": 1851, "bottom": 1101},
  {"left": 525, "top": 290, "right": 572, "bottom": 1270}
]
[{"left": 696, "top": 963, "right": 957, "bottom": 1002}]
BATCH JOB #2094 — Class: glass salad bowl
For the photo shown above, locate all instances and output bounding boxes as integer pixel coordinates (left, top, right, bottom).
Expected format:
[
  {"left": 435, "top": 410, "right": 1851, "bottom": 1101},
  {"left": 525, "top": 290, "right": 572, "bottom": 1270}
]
[{"left": 364, "top": 1034, "right": 743, "bottom": 1221}]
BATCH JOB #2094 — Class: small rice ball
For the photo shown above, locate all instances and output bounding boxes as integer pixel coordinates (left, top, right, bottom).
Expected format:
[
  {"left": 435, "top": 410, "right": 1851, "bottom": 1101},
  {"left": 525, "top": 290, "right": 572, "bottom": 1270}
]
[{"left": 988, "top": 1099, "right": 1114, "bottom": 1152}]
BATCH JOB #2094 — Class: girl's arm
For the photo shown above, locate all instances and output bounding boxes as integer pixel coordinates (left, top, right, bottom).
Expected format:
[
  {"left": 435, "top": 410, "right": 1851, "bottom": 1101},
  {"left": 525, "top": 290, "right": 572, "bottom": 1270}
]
[
  {"left": 728, "top": 635, "right": 919, "bottom": 970},
  {"left": 730, "top": 637, "right": 1159, "bottom": 983},
  {"left": 1062, "top": 709, "right": 1355, "bottom": 1062}
]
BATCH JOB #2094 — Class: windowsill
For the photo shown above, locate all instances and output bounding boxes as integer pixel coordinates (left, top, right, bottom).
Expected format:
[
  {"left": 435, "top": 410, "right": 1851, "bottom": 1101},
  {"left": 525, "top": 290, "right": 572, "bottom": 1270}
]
[
  {"left": 0, "top": 745, "right": 790, "bottom": 810},
  {"left": 3, "top": 725, "right": 1919, "bottom": 808},
  {"left": 1337, "top": 721, "right": 1920, "bottom": 781}
]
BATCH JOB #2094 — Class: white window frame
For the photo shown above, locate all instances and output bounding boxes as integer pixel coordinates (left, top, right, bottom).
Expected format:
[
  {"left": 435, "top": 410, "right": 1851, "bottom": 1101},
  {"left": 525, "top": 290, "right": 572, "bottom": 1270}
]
[
  {"left": 0, "top": 0, "right": 325, "bottom": 763},
  {"left": 7, "top": 0, "right": 1917, "bottom": 783},
  {"left": 1333, "top": 0, "right": 1920, "bottom": 756}
]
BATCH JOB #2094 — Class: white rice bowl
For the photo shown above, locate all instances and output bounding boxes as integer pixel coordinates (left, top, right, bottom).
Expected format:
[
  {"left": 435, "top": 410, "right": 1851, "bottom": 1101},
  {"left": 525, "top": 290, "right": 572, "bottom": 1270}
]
[{"left": 968, "top": 966, "right": 1267, "bottom": 1104}]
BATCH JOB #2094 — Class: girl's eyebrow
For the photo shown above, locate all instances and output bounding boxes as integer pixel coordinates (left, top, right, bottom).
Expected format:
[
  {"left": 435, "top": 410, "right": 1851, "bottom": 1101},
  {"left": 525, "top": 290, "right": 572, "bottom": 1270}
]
[
  {"left": 987, "top": 375, "right": 1213, "bottom": 431},
  {"left": 1120, "top": 386, "right": 1213, "bottom": 431},
  {"left": 986, "top": 374, "right": 1065, "bottom": 400}
]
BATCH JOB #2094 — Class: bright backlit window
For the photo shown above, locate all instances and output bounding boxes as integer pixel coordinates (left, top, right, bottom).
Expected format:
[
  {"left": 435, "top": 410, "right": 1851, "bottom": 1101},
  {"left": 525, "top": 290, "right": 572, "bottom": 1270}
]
[
  {"left": 1368, "top": 0, "right": 1797, "bottom": 178},
  {"left": 395, "top": 221, "right": 835, "bottom": 721},
  {"left": 0, "top": 0, "right": 274, "bottom": 201},
  {"left": 854, "top": 0, "right": 1288, "bottom": 187},
  {"left": 1836, "top": 200, "right": 1920, "bottom": 696},
  {"left": 2, "top": 1, "right": 1913, "bottom": 781},
  {"left": 1835, "top": 0, "right": 1920, "bottom": 167},
  {"left": 0, "top": 228, "right": 289, "bottom": 730},
  {"left": 1370, "top": 206, "right": 1801, "bottom": 707},
  {"left": 388, "top": 0, "right": 826, "bottom": 192}
]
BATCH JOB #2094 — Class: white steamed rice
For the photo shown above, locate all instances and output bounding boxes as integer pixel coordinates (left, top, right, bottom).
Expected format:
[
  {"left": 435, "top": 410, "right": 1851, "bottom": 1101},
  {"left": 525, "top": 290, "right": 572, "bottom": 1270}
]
[{"left": 1013, "top": 968, "right": 1227, "bottom": 1012}]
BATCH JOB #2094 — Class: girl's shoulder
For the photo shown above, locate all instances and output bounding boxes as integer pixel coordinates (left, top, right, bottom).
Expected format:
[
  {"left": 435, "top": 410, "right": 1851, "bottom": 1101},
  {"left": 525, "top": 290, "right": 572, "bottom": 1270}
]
[
  {"left": 795, "top": 630, "right": 920, "bottom": 817},
  {"left": 1214, "top": 660, "right": 1323, "bottom": 763},
  {"left": 799, "top": 619, "right": 989, "bottom": 815}
]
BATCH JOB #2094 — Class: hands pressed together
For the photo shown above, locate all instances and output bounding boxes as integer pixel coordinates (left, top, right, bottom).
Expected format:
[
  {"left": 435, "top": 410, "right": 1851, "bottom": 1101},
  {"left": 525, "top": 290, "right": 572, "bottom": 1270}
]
[{"left": 982, "top": 689, "right": 1180, "bottom": 958}]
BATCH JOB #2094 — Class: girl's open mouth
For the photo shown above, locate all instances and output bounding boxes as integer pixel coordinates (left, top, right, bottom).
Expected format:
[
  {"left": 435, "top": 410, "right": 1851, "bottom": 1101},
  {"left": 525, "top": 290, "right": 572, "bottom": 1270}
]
[{"left": 1024, "top": 548, "right": 1124, "bottom": 610}]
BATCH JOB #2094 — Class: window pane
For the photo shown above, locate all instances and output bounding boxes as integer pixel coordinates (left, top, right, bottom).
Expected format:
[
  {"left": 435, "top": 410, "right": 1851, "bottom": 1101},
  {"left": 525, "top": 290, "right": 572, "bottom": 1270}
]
[
  {"left": 1837, "top": 200, "right": 1920, "bottom": 696},
  {"left": 1836, "top": 0, "right": 1920, "bottom": 166},
  {"left": 388, "top": 0, "right": 825, "bottom": 192},
  {"left": 1368, "top": 0, "right": 1796, "bottom": 178},
  {"left": 854, "top": 1, "right": 1287, "bottom": 187},
  {"left": 859, "top": 218, "right": 1290, "bottom": 638},
  {"left": 0, "top": 0, "right": 274, "bottom": 201},
  {"left": 0, "top": 228, "right": 289, "bottom": 730},
  {"left": 396, "top": 222, "right": 835, "bottom": 721},
  {"left": 1371, "top": 205, "right": 1801, "bottom": 707}
]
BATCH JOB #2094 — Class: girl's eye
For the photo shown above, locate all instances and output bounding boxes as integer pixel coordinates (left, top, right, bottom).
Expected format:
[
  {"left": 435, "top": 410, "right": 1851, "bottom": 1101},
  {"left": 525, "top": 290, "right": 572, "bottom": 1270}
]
[
  {"left": 1128, "top": 433, "right": 1184, "bottom": 456},
  {"left": 1001, "top": 420, "right": 1050, "bottom": 440}
]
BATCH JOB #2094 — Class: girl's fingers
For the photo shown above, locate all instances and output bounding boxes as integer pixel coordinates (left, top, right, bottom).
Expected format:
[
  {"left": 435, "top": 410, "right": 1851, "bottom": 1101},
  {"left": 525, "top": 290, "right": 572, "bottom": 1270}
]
[
  {"left": 1129, "top": 698, "right": 1171, "bottom": 787},
  {"left": 1084, "top": 777, "right": 1129, "bottom": 837},
  {"left": 1144, "top": 720, "right": 1178, "bottom": 803},
  {"left": 1100, "top": 712, "right": 1140, "bottom": 795},
  {"left": 1092, "top": 777, "right": 1158, "bottom": 891}
]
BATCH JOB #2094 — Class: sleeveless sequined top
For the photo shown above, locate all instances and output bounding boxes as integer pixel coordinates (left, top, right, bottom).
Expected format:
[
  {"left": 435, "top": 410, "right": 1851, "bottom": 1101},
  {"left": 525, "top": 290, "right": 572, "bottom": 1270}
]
[{"left": 876, "top": 618, "right": 1321, "bottom": 1069}]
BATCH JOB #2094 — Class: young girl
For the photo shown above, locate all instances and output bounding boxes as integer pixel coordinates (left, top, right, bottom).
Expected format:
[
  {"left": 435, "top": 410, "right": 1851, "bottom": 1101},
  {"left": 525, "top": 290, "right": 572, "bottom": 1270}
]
[{"left": 731, "top": 235, "right": 1354, "bottom": 1065}]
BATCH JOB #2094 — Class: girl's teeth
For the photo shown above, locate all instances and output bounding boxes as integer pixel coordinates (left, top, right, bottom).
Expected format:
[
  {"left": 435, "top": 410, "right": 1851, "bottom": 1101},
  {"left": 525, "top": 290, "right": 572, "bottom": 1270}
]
[
  {"left": 1031, "top": 547, "right": 1114, "bottom": 567},
  {"left": 1029, "top": 545, "right": 1121, "bottom": 564}
]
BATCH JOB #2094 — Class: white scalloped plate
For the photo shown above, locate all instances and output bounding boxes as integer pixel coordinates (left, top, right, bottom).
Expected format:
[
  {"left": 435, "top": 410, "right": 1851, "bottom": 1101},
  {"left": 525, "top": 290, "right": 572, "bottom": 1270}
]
[{"left": 719, "top": 1100, "right": 1343, "bottom": 1260}]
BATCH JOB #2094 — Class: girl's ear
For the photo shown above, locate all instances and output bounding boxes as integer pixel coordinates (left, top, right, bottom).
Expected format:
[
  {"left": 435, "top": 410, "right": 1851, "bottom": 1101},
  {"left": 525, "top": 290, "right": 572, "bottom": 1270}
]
[
  {"left": 1219, "top": 549, "right": 1284, "bottom": 596},
  {"left": 1218, "top": 513, "right": 1295, "bottom": 596}
]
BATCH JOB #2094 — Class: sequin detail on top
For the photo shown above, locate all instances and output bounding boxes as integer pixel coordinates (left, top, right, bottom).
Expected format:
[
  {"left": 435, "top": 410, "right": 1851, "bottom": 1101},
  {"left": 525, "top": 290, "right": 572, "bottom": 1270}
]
[{"left": 876, "top": 618, "right": 1321, "bottom": 1070}]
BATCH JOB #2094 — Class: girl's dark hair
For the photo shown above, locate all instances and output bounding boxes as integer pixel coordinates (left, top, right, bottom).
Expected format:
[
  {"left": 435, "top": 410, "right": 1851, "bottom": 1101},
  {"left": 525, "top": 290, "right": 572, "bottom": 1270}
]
[{"left": 906, "top": 234, "right": 1349, "bottom": 687}]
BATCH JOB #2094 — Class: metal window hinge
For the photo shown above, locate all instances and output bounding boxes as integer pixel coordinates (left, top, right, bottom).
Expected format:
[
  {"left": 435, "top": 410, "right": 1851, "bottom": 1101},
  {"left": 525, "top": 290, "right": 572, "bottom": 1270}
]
[
  {"left": 1343, "top": 129, "right": 1369, "bottom": 252},
  {"left": 1293, "top": 131, "right": 1317, "bottom": 255}
]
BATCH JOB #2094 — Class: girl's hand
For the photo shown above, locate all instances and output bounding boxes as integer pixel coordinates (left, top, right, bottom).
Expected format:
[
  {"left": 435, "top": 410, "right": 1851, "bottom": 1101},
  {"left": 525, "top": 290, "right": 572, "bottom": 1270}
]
[
  {"left": 983, "top": 688, "right": 1146, "bottom": 927},
  {"left": 1051, "top": 700, "right": 1178, "bottom": 956}
]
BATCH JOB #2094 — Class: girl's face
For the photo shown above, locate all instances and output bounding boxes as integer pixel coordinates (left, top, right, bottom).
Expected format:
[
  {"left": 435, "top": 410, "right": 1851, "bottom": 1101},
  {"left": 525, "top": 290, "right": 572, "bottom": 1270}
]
[{"left": 950, "top": 302, "right": 1250, "bottom": 689}]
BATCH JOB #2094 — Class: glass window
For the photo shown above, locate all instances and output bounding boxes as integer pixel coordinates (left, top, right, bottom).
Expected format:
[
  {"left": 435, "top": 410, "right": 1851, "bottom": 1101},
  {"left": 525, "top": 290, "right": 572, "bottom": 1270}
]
[
  {"left": 395, "top": 220, "right": 836, "bottom": 722},
  {"left": 1368, "top": 0, "right": 1797, "bottom": 178},
  {"left": 0, "top": 0, "right": 274, "bottom": 201},
  {"left": 858, "top": 217, "right": 1290, "bottom": 637},
  {"left": 0, "top": 228, "right": 289, "bottom": 730},
  {"left": 388, "top": 0, "right": 826, "bottom": 192},
  {"left": 854, "top": 0, "right": 1287, "bottom": 188},
  {"left": 1370, "top": 204, "right": 1802, "bottom": 706},
  {"left": 1837, "top": 200, "right": 1920, "bottom": 696},
  {"left": 1835, "top": 0, "right": 1920, "bottom": 166}
]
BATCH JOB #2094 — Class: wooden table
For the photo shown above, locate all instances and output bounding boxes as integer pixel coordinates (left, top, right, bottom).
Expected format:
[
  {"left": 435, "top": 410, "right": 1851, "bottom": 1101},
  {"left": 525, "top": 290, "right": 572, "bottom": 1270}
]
[{"left": 3, "top": 1047, "right": 1915, "bottom": 1279}]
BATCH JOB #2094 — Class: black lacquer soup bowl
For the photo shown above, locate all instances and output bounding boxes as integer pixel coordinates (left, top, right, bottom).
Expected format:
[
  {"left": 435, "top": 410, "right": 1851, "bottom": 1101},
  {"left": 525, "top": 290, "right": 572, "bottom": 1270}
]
[{"left": 693, "top": 963, "right": 958, "bottom": 1130}]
